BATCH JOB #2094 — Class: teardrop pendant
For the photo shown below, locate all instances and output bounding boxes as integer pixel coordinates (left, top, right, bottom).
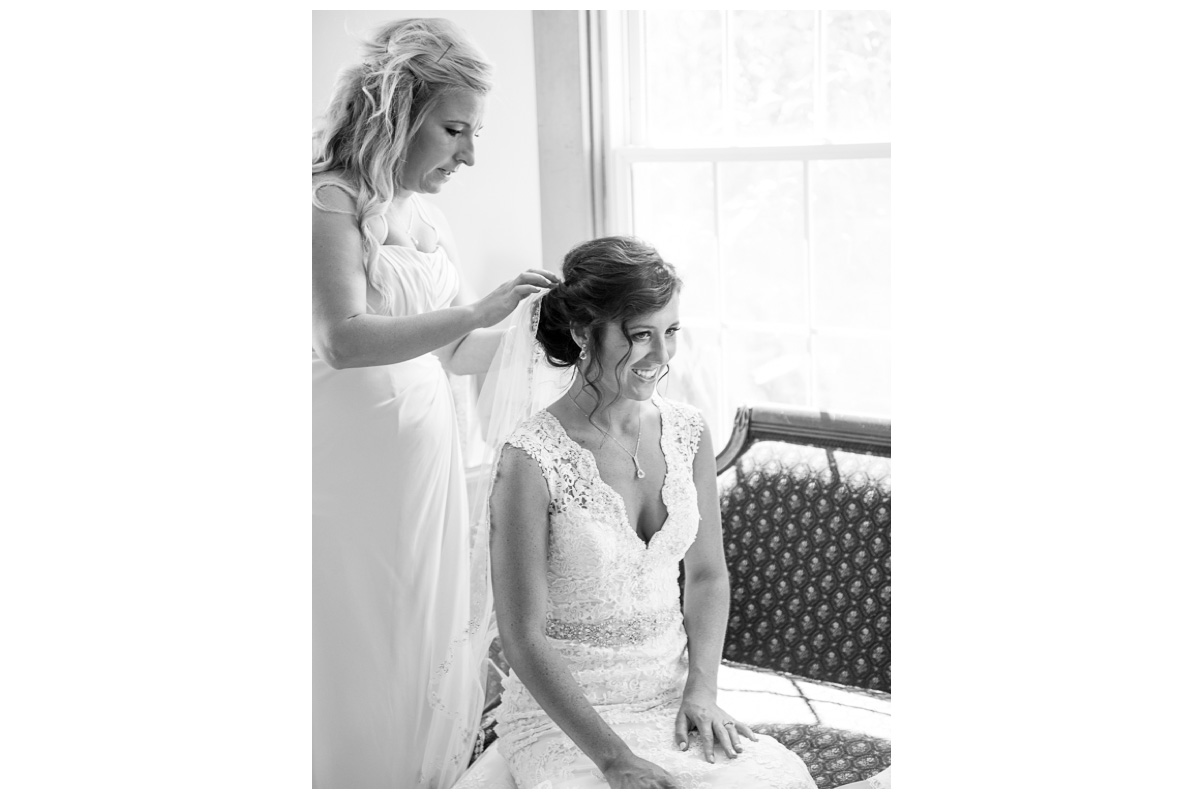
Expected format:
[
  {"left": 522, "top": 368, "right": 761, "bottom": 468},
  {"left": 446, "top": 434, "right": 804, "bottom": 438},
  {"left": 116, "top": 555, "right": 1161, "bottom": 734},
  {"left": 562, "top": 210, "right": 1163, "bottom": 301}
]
[{"left": 636, "top": 467, "right": 646, "bottom": 479}]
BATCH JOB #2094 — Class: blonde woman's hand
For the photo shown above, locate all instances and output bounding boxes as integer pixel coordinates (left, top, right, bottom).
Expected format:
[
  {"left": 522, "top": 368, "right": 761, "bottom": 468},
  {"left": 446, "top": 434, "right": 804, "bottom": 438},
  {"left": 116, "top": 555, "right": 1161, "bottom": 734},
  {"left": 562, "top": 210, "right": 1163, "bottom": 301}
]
[{"left": 471, "top": 269, "right": 560, "bottom": 328}]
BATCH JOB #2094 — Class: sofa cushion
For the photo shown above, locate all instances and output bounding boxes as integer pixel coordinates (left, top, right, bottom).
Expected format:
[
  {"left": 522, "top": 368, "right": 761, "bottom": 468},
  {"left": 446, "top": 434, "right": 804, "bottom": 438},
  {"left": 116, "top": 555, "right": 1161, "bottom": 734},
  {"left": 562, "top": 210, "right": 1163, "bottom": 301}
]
[{"left": 716, "top": 661, "right": 890, "bottom": 788}]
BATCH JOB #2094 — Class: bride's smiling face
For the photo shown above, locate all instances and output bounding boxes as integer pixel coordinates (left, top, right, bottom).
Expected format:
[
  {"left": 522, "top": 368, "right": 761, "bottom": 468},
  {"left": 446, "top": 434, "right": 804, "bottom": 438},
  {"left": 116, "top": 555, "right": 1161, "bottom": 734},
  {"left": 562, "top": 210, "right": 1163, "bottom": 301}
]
[{"left": 583, "top": 292, "right": 682, "bottom": 404}]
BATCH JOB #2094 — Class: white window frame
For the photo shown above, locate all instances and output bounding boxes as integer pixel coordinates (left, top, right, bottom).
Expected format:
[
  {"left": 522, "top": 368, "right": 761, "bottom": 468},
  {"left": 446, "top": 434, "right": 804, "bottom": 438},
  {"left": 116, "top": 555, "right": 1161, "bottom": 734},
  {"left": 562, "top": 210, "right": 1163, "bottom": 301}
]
[{"left": 597, "top": 10, "right": 890, "bottom": 421}]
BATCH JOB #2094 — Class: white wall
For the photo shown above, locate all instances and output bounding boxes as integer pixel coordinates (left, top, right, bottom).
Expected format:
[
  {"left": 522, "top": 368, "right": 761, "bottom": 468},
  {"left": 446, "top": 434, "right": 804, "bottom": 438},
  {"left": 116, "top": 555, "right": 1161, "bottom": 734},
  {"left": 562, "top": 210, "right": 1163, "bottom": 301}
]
[{"left": 312, "top": 10, "right": 544, "bottom": 298}]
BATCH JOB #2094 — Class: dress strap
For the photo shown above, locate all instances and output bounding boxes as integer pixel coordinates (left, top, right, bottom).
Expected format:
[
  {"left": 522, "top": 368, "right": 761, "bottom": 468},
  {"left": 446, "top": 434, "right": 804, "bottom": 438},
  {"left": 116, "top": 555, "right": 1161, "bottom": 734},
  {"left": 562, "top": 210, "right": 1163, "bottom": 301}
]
[
  {"left": 412, "top": 195, "right": 441, "bottom": 244},
  {"left": 506, "top": 413, "right": 575, "bottom": 512},
  {"left": 659, "top": 398, "right": 704, "bottom": 465},
  {"left": 311, "top": 177, "right": 356, "bottom": 209},
  {"left": 505, "top": 415, "right": 554, "bottom": 481}
]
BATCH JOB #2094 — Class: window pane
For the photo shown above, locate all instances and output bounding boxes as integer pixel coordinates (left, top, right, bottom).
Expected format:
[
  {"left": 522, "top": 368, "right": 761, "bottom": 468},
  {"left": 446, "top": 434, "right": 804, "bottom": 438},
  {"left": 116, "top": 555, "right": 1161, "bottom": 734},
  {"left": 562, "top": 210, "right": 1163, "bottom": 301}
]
[
  {"left": 811, "top": 159, "right": 890, "bottom": 331},
  {"left": 631, "top": 162, "right": 719, "bottom": 321},
  {"left": 725, "top": 328, "right": 812, "bottom": 412},
  {"left": 612, "top": 10, "right": 891, "bottom": 423},
  {"left": 730, "top": 11, "right": 816, "bottom": 144},
  {"left": 717, "top": 161, "right": 808, "bottom": 328},
  {"left": 662, "top": 325, "right": 725, "bottom": 441},
  {"left": 815, "top": 334, "right": 889, "bottom": 417},
  {"left": 644, "top": 11, "right": 723, "bottom": 144},
  {"left": 823, "top": 11, "right": 891, "bottom": 141}
]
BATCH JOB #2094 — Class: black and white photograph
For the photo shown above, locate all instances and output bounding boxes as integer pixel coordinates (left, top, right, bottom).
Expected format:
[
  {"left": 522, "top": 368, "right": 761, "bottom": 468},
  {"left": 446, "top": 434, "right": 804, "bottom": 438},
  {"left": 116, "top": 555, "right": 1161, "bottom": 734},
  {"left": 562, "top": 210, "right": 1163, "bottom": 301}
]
[
  {"left": 312, "top": 9, "right": 890, "bottom": 789},
  {"left": 9, "top": 3, "right": 1200, "bottom": 796},
  {"left": 13, "top": 3, "right": 1199, "bottom": 796}
]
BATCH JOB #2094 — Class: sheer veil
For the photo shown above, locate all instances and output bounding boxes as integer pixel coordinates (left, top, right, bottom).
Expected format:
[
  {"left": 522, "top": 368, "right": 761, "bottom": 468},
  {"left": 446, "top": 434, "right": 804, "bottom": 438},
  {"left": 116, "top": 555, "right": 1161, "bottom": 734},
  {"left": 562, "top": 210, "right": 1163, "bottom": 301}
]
[{"left": 422, "top": 294, "right": 572, "bottom": 786}]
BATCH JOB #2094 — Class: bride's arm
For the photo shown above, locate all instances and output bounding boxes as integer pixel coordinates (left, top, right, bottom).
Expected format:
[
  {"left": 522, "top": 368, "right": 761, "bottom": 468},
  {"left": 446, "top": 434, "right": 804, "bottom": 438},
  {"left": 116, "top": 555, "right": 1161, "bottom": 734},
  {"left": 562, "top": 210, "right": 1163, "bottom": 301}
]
[
  {"left": 490, "top": 444, "right": 677, "bottom": 789},
  {"left": 677, "top": 418, "right": 751, "bottom": 762},
  {"left": 312, "top": 186, "right": 553, "bottom": 370}
]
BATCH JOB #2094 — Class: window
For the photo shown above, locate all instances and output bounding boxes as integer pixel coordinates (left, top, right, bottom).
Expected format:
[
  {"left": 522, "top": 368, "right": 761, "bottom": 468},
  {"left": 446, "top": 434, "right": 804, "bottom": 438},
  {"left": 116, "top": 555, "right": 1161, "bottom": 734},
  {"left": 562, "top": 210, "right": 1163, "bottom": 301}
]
[{"left": 599, "top": 10, "right": 890, "bottom": 443}]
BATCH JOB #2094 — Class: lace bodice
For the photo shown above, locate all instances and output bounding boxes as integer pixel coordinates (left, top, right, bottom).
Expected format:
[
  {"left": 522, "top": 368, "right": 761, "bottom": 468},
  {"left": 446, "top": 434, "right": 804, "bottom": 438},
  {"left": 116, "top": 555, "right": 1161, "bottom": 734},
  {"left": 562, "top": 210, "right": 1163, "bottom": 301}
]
[{"left": 502, "top": 396, "right": 704, "bottom": 628}]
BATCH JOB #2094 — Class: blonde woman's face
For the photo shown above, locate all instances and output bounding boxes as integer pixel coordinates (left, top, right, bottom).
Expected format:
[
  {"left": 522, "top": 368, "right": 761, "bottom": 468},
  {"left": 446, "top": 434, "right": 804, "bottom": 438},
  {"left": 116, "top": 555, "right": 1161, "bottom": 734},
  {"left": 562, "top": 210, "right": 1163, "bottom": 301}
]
[{"left": 399, "top": 89, "right": 485, "bottom": 194}]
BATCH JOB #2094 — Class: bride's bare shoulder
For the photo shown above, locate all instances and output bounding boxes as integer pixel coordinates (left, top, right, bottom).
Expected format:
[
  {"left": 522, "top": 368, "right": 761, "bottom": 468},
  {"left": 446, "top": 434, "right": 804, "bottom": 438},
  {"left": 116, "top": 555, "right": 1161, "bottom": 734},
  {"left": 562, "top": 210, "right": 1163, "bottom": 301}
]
[{"left": 493, "top": 440, "right": 550, "bottom": 507}]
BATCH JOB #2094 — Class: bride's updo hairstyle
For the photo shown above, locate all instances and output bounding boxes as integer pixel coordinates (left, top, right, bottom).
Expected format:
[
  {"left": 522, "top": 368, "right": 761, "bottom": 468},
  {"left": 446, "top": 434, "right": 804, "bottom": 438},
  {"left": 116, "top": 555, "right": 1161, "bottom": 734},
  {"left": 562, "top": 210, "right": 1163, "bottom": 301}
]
[
  {"left": 538, "top": 236, "right": 682, "bottom": 408},
  {"left": 312, "top": 18, "right": 492, "bottom": 314}
]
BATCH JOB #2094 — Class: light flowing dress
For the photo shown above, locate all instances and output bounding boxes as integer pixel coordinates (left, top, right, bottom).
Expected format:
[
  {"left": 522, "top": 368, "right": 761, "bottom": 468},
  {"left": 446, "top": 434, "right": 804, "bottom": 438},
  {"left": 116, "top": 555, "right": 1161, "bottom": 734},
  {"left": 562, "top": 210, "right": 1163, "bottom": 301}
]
[
  {"left": 458, "top": 397, "right": 820, "bottom": 789},
  {"left": 312, "top": 198, "right": 473, "bottom": 788}
]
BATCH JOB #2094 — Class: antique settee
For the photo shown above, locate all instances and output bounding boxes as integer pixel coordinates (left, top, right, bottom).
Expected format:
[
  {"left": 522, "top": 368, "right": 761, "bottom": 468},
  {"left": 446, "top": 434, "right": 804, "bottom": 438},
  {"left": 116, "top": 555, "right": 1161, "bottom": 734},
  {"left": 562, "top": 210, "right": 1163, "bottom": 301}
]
[
  {"left": 466, "top": 404, "right": 891, "bottom": 788},
  {"left": 705, "top": 404, "right": 891, "bottom": 787}
]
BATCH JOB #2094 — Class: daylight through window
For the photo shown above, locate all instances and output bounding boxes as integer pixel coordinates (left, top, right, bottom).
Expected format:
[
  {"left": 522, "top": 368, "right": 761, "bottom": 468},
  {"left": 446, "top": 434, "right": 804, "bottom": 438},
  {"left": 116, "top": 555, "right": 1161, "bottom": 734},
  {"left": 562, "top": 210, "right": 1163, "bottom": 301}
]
[{"left": 601, "top": 10, "right": 891, "bottom": 443}]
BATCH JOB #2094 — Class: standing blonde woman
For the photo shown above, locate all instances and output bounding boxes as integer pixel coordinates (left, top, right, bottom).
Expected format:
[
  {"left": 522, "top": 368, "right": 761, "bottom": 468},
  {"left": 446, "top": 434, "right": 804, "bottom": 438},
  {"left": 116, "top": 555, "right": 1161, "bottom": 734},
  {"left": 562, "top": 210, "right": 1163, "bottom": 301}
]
[{"left": 312, "top": 18, "right": 557, "bottom": 788}]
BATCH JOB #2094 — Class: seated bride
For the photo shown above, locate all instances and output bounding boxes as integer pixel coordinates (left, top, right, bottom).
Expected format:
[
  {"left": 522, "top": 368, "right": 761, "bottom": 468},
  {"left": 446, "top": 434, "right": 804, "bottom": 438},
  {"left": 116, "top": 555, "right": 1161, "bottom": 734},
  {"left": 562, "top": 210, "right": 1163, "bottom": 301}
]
[{"left": 455, "top": 236, "right": 887, "bottom": 789}]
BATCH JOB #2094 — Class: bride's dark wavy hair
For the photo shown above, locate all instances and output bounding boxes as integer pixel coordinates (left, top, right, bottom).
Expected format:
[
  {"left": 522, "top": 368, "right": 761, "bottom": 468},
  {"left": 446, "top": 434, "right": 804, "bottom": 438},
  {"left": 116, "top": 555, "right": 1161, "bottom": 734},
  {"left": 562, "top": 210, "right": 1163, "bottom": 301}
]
[{"left": 537, "top": 236, "right": 682, "bottom": 412}]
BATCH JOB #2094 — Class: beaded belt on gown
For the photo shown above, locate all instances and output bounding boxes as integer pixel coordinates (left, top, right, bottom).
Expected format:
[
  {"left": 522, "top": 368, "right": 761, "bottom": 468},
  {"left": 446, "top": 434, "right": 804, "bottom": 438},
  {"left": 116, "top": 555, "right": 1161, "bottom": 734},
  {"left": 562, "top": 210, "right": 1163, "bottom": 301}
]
[{"left": 544, "top": 608, "right": 679, "bottom": 648}]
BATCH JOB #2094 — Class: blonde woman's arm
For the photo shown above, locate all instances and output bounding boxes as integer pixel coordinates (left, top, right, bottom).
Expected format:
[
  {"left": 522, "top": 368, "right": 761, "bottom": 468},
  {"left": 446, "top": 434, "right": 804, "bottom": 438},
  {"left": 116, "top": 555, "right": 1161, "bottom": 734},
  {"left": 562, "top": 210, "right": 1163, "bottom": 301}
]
[{"left": 311, "top": 185, "right": 555, "bottom": 370}]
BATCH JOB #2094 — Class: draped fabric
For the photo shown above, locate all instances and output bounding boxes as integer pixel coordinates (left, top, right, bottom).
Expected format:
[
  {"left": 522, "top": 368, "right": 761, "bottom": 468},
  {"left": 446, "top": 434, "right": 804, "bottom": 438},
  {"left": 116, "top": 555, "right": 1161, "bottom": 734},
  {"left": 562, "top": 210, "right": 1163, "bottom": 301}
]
[{"left": 313, "top": 235, "right": 476, "bottom": 788}]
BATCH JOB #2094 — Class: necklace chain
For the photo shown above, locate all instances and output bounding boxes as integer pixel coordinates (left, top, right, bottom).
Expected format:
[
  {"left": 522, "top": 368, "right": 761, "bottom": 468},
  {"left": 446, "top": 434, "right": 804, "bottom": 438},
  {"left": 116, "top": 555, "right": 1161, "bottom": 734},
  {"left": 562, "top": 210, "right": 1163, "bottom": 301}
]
[{"left": 568, "top": 393, "right": 645, "bottom": 479}]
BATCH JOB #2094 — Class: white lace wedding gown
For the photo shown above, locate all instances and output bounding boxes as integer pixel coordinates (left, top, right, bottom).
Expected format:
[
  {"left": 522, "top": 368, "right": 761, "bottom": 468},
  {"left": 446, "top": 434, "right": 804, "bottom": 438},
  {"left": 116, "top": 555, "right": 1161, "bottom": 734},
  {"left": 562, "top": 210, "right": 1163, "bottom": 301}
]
[
  {"left": 313, "top": 200, "right": 476, "bottom": 788},
  {"left": 459, "top": 396, "right": 822, "bottom": 789}
]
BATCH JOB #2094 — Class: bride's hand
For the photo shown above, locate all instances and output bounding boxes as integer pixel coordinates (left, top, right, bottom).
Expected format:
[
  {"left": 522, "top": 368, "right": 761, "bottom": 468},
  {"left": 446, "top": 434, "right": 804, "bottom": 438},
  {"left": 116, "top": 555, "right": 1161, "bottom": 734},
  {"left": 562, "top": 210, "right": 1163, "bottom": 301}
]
[
  {"left": 601, "top": 753, "right": 679, "bottom": 789},
  {"left": 470, "top": 269, "right": 560, "bottom": 328},
  {"left": 674, "top": 690, "right": 758, "bottom": 763}
]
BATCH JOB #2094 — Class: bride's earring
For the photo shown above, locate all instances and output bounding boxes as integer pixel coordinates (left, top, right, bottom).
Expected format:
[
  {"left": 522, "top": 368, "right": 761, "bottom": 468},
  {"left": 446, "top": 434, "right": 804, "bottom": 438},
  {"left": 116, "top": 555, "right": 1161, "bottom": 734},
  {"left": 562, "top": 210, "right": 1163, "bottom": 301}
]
[{"left": 579, "top": 342, "right": 588, "bottom": 361}]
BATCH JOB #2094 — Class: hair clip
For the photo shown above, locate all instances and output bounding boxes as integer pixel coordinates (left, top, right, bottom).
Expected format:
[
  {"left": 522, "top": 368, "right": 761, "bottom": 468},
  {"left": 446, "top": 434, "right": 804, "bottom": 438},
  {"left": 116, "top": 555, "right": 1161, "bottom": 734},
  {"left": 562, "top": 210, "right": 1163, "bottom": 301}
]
[{"left": 436, "top": 43, "right": 452, "bottom": 63}]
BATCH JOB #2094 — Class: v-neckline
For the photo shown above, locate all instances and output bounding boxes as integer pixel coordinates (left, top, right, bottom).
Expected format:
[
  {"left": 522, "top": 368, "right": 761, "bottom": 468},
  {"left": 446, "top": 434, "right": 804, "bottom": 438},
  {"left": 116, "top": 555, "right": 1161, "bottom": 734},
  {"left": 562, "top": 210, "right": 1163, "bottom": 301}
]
[{"left": 544, "top": 397, "right": 672, "bottom": 550}]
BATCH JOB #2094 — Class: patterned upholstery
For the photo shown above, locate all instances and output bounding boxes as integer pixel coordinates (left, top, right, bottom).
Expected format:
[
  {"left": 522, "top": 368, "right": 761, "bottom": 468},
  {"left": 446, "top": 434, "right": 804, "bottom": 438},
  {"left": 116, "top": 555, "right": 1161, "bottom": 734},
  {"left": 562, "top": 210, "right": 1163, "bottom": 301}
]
[
  {"left": 756, "top": 724, "right": 891, "bottom": 789},
  {"left": 717, "top": 411, "right": 891, "bottom": 693}
]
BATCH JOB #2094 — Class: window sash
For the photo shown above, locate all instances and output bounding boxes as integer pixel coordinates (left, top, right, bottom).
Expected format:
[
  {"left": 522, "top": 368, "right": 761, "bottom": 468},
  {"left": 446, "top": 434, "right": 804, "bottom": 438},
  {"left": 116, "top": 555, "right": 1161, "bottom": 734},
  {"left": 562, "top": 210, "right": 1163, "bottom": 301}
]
[
  {"left": 607, "top": 143, "right": 889, "bottom": 235},
  {"left": 598, "top": 10, "right": 890, "bottom": 429}
]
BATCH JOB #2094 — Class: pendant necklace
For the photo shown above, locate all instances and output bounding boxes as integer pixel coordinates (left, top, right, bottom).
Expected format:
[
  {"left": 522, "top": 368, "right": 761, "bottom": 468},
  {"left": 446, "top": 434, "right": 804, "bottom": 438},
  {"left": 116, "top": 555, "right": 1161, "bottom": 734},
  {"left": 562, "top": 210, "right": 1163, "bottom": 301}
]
[{"left": 569, "top": 393, "right": 645, "bottom": 479}]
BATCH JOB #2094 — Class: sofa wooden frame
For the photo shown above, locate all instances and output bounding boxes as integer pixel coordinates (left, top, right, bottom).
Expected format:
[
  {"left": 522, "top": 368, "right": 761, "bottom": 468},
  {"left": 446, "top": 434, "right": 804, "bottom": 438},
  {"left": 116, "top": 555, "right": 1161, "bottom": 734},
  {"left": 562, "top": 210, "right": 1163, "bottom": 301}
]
[{"left": 716, "top": 404, "right": 891, "bottom": 472}]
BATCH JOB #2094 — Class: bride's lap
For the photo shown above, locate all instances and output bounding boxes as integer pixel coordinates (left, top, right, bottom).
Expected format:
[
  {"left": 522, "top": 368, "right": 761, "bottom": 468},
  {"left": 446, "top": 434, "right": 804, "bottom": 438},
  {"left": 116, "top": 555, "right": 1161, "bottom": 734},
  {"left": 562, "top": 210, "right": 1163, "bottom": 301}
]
[{"left": 499, "top": 706, "right": 818, "bottom": 790}]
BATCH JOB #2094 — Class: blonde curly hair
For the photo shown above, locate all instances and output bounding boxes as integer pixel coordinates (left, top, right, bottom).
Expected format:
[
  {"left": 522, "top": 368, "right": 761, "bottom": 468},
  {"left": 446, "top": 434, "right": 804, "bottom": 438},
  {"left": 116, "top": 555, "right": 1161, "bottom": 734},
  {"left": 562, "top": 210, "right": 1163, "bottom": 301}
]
[{"left": 313, "top": 18, "right": 492, "bottom": 314}]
